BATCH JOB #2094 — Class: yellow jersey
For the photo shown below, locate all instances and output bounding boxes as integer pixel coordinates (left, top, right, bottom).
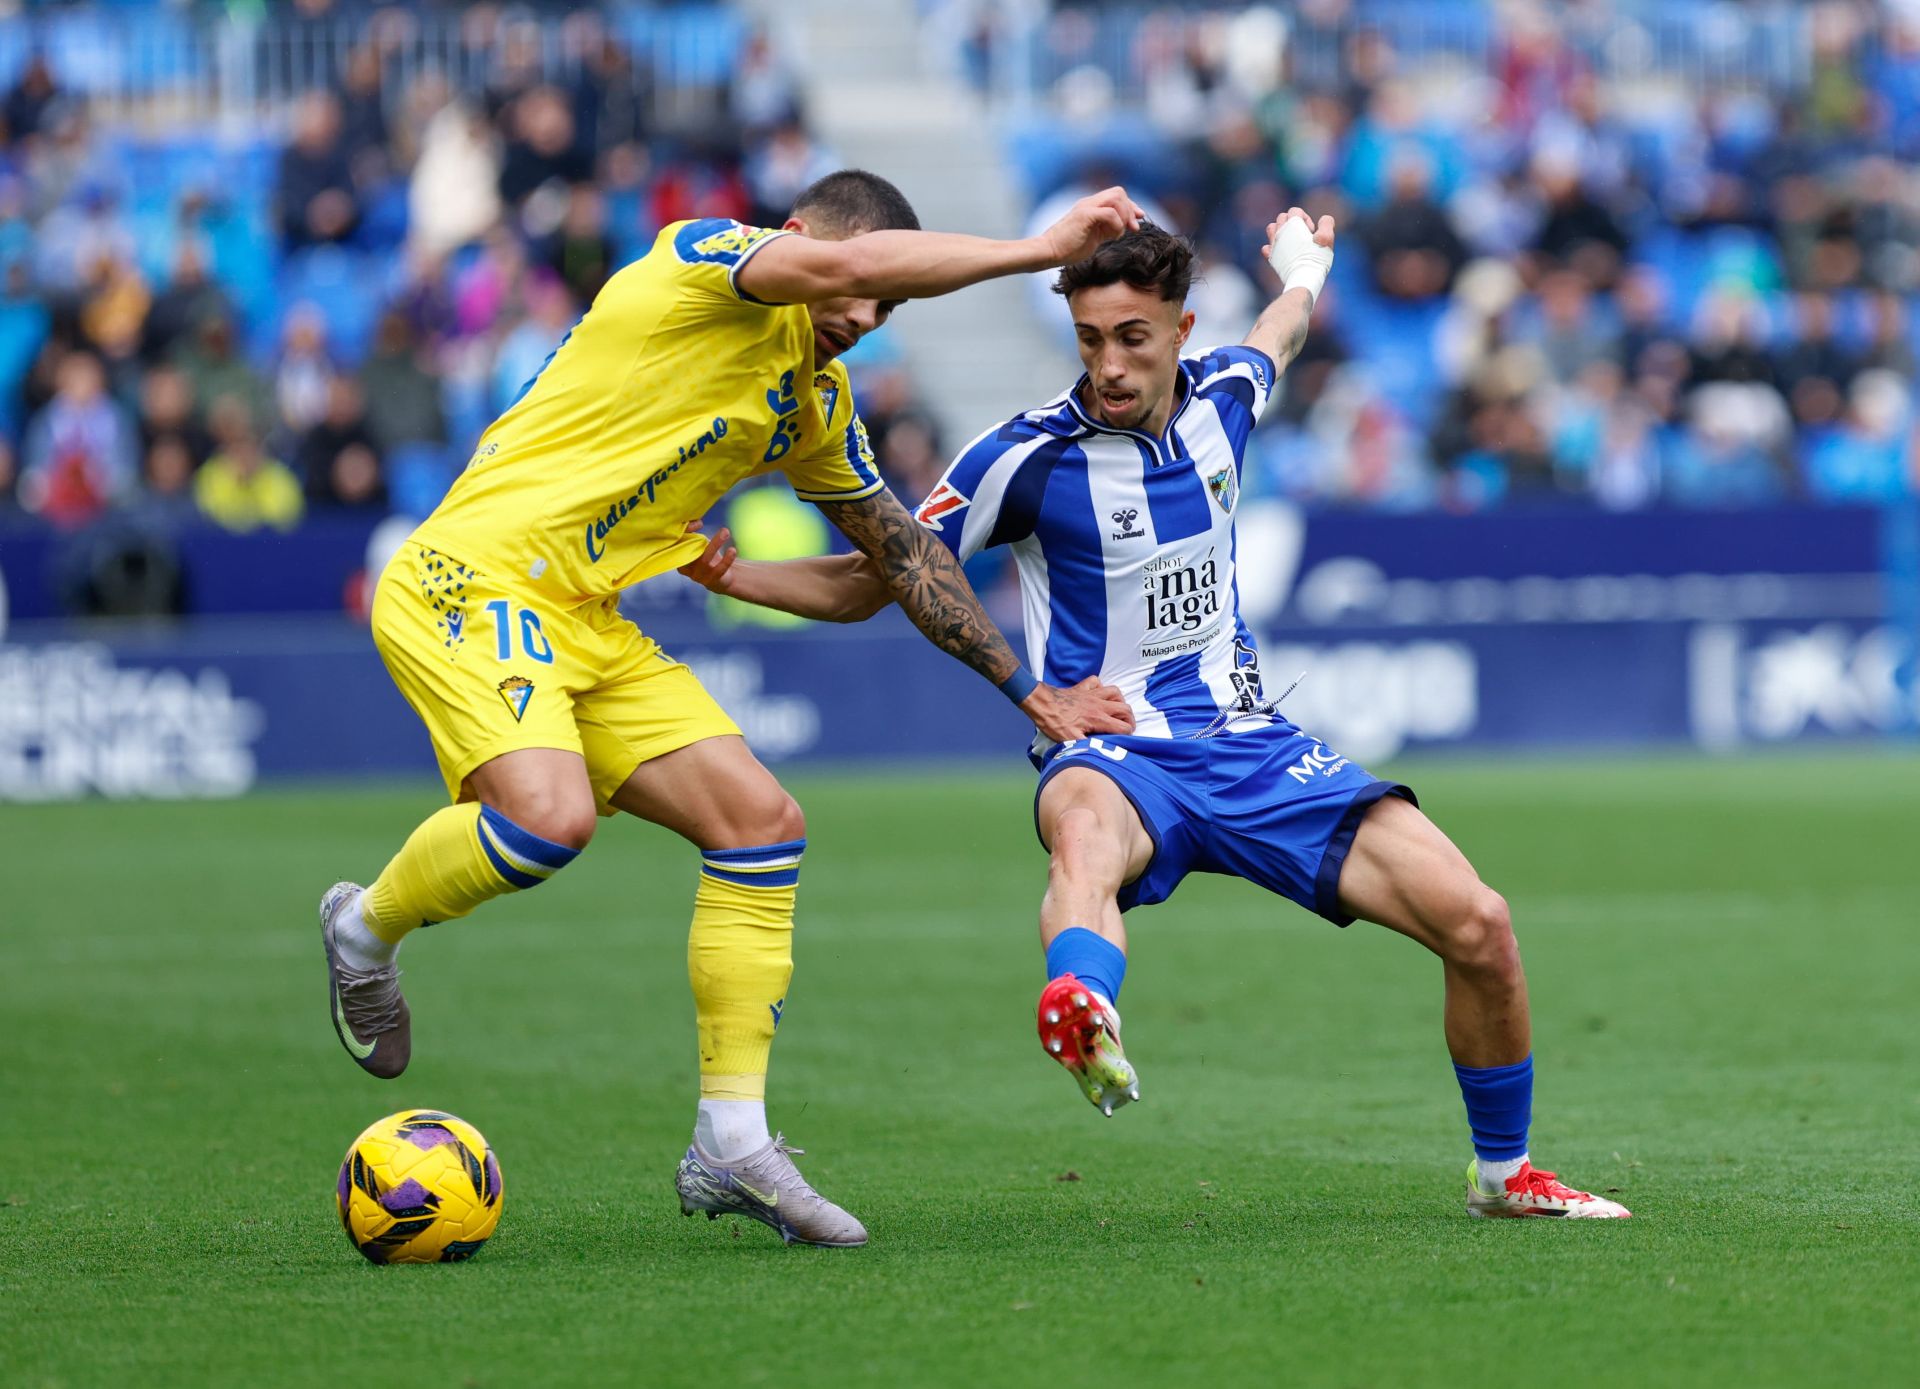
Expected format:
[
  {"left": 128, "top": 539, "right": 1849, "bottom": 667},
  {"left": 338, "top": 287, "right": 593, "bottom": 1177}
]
[{"left": 411, "top": 218, "right": 884, "bottom": 606}]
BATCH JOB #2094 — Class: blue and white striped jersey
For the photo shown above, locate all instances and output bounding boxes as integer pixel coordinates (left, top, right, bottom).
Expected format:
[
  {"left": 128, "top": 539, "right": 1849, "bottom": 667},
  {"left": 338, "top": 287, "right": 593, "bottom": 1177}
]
[{"left": 914, "top": 345, "right": 1278, "bottom": 745}]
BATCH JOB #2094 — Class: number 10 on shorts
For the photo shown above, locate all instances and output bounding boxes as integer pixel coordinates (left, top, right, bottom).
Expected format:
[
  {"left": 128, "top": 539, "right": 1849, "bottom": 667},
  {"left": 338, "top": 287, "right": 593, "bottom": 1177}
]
[{"left": 485, "top": 600, "right": 555, "bottom": 664}]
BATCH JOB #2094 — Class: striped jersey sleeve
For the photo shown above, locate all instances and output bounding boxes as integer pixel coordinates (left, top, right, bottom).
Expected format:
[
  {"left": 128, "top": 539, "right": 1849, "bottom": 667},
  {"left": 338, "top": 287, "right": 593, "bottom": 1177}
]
[
  {"left": 911, "top": 419, "right": 1058, "bottom": 562},
  {"left": 1189, "top": 345, "right": 1277, "bottom": 455}
]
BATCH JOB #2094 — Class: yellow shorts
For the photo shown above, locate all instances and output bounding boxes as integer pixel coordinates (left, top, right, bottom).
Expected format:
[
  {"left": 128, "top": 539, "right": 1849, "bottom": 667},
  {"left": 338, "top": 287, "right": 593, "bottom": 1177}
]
[{"left": 372, "top": 542, "right": 740, "bottom": 804}]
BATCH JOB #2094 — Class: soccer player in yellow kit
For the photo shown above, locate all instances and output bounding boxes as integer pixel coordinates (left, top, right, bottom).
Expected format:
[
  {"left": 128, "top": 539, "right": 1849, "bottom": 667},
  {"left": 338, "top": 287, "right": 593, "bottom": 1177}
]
[{"left": 318, "top": 172, "right": 1142, "bottom": 1247}]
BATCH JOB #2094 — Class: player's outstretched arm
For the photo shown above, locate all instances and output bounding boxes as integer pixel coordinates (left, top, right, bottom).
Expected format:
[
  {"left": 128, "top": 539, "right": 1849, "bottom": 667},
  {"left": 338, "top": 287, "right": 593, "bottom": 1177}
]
[
  {"left": 815, "top": 489, "right": 1135, "bottom": 741},
  {"left": 1245, "top": 207, "right": 1336, "bottom": 373},
  {"left": 733, "top": 188, "right": 1145, "bottom": 306},
  {"left": 678, "top": 527, "right": 893, "bottom": 623}
]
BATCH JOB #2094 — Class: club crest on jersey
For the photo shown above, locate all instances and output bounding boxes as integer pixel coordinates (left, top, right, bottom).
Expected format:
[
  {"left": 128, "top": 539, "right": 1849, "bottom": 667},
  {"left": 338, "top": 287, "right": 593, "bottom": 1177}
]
[
  {"left": 1206, "top": 467, "right": 1237, "bottom": 514},
  {"left": 497, "top": 676, "right": 534, "bottom": 722},
  {"left": 813, "top": 372, "right": 841, "bottom": 424},
  {"left": 915, "top": 482, "right": 970, "bottom": 532},
  {"left": 1111, "top": 506, "right": 1145, "bottom": 540}
]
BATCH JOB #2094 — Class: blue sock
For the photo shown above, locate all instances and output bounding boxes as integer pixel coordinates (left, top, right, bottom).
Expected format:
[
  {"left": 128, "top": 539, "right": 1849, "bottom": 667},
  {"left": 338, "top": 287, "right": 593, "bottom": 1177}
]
[
  {"left": 1453, "top": 1055, "right": 1532, "bottom": 1161},
  {"left": 1044, "top": 927, "right": 1127, "bottom": 1005}
]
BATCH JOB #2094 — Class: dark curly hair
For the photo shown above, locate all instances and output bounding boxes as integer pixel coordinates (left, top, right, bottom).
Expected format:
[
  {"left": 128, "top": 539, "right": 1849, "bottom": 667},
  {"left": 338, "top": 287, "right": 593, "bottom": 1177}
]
[{"left": 1052, "top": 223, "right": 1194, "bottom": 302}]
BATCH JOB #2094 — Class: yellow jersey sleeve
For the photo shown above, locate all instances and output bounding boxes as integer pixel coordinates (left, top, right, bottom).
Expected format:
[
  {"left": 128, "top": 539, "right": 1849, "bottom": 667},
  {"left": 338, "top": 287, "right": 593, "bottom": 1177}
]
[
  {"left": 781, "top": 362, "right": 887, "bottom": 503},
  {"left": 667, "top": 218, "right": 794, "bottom": 307}
]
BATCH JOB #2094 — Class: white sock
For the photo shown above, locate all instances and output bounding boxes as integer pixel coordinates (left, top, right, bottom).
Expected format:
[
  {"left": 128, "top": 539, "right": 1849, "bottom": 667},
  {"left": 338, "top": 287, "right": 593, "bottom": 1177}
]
[
  {"left": 695, "top": 1100, "right": 770, "bottom": 1162},
  {"left": 1476, "top": 1153, "right": 1529, "bottom": 1191},
  {"left": 333, "top": 889, "right": 398, "bottom": 971}
]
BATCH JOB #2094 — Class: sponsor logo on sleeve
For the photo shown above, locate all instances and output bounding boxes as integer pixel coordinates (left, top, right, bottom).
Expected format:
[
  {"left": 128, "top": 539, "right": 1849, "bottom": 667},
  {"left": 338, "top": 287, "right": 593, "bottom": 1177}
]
[
  {"left": 915, "top": 482, "right": 971, "bottom": 531},
  {"left": 674, "top": 220, "right": 778, "bottom": 267}
]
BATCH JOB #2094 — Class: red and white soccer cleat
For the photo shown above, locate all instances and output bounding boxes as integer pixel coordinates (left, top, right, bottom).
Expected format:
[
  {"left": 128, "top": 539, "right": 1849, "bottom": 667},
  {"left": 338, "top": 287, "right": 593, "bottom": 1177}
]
[
  {"left": 1037, "top": 974, "right": 1139, "bottom": 1117},
  {"left": 1465, "top": 1160, "right": 1632, "bottom": 1219}
]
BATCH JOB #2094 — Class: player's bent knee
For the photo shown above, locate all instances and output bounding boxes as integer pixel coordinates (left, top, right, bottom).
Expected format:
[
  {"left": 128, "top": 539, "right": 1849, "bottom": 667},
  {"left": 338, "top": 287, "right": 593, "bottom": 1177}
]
[
  {"left": 1447, "top": 888, "right": 1517, "bottom": 976},
  {"left": 471, "top": 802, "right": 588, "bottom": 894},
  {"left": 548, "top": 807, "right": 600, "bottom": 853},
  {"left": 720, "top": 786, "right": 805, "bottom": 849},
  {"left": 490, "top": 795, "right": 597, "bottom": 854},
  {"left": 760, "top": 791, "right": 806, "bottom": 846}
]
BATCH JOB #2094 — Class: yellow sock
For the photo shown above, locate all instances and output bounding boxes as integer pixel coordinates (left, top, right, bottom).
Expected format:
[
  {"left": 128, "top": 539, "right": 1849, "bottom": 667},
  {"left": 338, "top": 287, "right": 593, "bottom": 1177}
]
[
  {"left": 363, "top": 803, "right": 581, "bottom": 944},
  {"left": 688, "top": 840, "right": 805, "bottom": 1102}
]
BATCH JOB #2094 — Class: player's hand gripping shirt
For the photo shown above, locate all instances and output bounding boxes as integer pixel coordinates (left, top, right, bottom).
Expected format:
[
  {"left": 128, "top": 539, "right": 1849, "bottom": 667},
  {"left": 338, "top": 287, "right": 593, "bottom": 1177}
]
[
  {"left": 914, "top": 346, "right": 1277, "bottom": 743},
  {"left": 412, "top": 219, "right": 883, "bottom": 604}
]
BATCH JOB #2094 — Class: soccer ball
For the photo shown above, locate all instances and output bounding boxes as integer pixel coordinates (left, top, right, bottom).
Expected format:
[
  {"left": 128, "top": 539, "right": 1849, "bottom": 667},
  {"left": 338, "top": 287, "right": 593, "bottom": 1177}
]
[{"left": 336, "top": 1109, "right": 504, "bottom": 1264}]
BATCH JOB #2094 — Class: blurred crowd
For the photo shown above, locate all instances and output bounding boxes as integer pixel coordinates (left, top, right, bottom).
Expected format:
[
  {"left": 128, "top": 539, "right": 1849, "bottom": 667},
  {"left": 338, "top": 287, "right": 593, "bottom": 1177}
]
[
  {"left": 0, "top": 2, "right": 945, "bottom": 615},
  {"left": 7, "top": 1, "right": 1919, "bottom": 622},
  {"left": 980, "top": 0, "right": 1920, "bottom": 510}
]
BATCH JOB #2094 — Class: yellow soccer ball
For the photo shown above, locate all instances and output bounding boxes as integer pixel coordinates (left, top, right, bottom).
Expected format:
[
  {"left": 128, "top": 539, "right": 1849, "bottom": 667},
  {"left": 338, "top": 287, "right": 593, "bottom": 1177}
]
[{"left": 336, "top": 1109, "right": 504, "bottom": 1264}]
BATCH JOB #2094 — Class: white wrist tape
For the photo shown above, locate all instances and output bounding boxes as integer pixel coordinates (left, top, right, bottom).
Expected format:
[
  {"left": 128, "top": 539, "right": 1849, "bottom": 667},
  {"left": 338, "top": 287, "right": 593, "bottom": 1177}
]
[{"left": 1267, "top": 217, "right": 1332, "bottom": 310}]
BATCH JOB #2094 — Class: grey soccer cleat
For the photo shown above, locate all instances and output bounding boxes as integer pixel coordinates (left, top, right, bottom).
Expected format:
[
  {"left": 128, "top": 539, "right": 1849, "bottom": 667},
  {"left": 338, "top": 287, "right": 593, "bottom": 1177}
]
[
  {"left": 319, "top": 881, "right": 411, "bottom": 1079},
  {"left": 675, "top": 1135, "right": 869, "bottom": 1247}
]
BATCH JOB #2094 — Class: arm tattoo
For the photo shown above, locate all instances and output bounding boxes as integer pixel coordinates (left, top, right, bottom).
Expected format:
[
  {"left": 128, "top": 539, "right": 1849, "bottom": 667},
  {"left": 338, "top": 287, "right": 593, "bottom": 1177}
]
[{"left": 818, "top": 490, "right": 1021, "bottom": 685}]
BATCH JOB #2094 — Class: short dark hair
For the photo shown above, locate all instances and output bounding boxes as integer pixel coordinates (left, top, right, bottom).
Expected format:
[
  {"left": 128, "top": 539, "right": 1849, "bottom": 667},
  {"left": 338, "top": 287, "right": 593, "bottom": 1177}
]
[
  {"left": 1052, "top": 223, "right": 1194, "bottom": 303},
  {"left": 791, "top": 169, "right": 920, "bottom": 236}
]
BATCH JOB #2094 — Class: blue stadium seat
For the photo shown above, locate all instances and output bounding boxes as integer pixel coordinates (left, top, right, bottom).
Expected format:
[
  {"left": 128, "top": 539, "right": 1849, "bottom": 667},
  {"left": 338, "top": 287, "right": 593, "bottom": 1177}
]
[
  {"left": 0, "top": 294, "right": 48, "bottom": 442},
  {"left": 30, "top": 10, "right": 203, "bottom": 96},
  {"left": 440, "top": 373, "right": 494, "bottom": 464},
  {"left": 1343, "top": 296, "right": 1449, "bottom": 428},
  {"left": 276, "top": 245, "right": 382, "bottom": 366},
  {"left": 352, "top": 179, "right": 411, "bottom": 254},
  {"left": 1002, "top": 115, "right": 1181, "bottom": 207},
  {"left": 616, "top": 5, "right": 746, "bottom": 88},
  {"left": 1632, "top": 226, "right": 1708, "bottom": 325},
  {"left": 386, "top": 442, "right": 457, "bottom": 521}
]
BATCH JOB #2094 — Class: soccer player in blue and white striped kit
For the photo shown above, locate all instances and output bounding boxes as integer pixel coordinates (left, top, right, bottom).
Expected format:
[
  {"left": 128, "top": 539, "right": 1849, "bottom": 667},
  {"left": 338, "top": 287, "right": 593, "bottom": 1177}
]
[{"left": 680, "top": 210, "right": 1629, "bottom": 1218}]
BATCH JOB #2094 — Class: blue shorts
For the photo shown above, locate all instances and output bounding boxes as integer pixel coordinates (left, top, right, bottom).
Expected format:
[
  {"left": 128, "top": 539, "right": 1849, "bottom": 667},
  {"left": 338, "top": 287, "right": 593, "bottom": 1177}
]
[{"left": 1033, "top": 724, "right": 1415, "bottom": 925}]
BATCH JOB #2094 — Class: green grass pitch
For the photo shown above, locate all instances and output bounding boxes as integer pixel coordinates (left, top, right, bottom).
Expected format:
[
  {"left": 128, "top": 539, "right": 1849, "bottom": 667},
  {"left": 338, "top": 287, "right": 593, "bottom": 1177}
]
[{"left": 3, "top": 753, "right": 1915, "bottom": 1387}]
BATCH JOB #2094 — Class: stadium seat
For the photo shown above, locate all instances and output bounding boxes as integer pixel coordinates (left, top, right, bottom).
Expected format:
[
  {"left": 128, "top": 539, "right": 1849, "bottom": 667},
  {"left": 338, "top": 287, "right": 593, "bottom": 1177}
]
[
  {"left": 276, "top": 246, "right": 382, "bottom": 366},
  {"left": 385, "top": 442, "right": 456, "bottom": 521}
]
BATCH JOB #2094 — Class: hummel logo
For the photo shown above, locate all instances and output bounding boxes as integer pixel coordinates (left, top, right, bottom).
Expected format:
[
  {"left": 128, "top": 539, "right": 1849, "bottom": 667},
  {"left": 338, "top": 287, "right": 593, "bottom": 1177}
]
[{"left": 1110, "top": 506, "right": 1145, "bottom": 540}]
